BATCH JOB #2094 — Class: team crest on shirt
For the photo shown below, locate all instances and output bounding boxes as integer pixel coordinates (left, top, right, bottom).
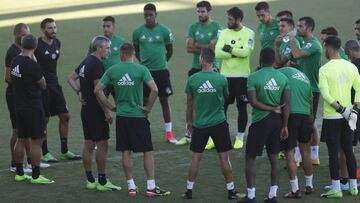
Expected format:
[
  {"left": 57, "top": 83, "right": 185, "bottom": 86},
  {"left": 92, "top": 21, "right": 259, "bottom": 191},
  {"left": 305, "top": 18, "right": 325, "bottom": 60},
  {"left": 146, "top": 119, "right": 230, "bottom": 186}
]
[
  {"left": 155, "top": 35, "right": 160, "bottom": 40},
  {"left": 304, "top": 43, "right": 313, "bottom": 49},
  {"left": 270, "top": 31, "right": 274, "bottom": 35},
  {"left": 52, "top": 53, "right": 57, "bottom": 59},
  {"left": 113, "top": 47, "right": 118, "bottom": 51},
  {"left": 56, "top": 50, "right": 59, "bottom": 54},
  {"left": 147, "top": 37, "right": 154, "bottom": 42},
  {"left": 231, "top": 40, "right": 236, "bottom": 44},
  {"left": 208, "top": 33, "right": 212, "bottom": 37}
]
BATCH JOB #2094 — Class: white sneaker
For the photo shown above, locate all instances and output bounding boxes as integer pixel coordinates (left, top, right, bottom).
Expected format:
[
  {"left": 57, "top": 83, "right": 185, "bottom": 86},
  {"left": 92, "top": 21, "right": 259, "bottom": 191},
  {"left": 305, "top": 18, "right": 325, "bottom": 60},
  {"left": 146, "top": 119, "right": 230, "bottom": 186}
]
[
  {"left": 23, "top": 164, "right": 32, "bottom": 173},
  {"left": 10, "top": 166, "right": 16, "bottom": 173},
  {"left": 40, "top": 162, "right": 51, "bottom": 169}
]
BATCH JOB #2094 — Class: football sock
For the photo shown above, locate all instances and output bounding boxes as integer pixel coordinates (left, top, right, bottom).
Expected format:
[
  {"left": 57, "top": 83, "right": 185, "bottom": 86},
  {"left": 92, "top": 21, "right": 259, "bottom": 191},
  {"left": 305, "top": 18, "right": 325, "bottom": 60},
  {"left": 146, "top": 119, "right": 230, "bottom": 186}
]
[
  {"left": 32, "top": 165, "right": 40, "bottom": 179},
  {"left": 147, "top": 179, "right": 156, "bottom": 190},
  {"left": 290, "top": 177, "right": 299, "bottom": 192},
  {"left": 86, "top": 171, "right": 95, "bottom": 183},
  {"left": 98, "top": 174, "right": 107, "bottom": 185},
  {"left": 236, "top": 132, "right": 244, "bottom": 140},
  {"left": 187, "top": 180, "right": 194, "bottom": 190},
  {"left": 268, "top": 185, "right": 278, "bottom": 198},
  {"left": 60, "top": 138, "right": 68, "bottom": 154},
  {"left": 127, "top": 179, "right": 136, "bottom": 190},
  {"left": 226, "top": 181, "right": 235, "bottom": 190},
  {"left": 305, "top": 175, "right": 313, "bottom": 188},
  {"left": 247, "top": 187, "right": 255, "bottom": 199},
  {"left": 15, "top": 163, "right": 24, "bottom": 176},
  {"left": 164, "top": 122, "right": 172, "bottom": 132},
  {"left": 42, "top": 139, "right": 49, "bottom": 155}
]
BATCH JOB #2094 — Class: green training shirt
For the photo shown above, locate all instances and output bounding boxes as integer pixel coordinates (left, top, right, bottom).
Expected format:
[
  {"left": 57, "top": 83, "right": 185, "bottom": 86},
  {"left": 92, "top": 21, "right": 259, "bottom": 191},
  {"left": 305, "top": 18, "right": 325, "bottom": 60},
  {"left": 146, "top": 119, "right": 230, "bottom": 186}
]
[
  {"left": 339, "top": 48, "right": 349, "bottom": 61},
  {"left": 297, "top": 37, "right": 322, "bottom": 92},
  {"left": 279, "top": 36, "right": 300, "bottom": 64},
  {"left": 278, "top": 67, "right": 312, "bottom": 115},
  {"left": 88, "top": 35, "right": 125, "bottom": 70},
  {"left": 185, "top": 71, "right": 228, "bottom": 128},
  {"left": 215, "top": 26, "right": 255, "bottom": 78},
  {"left": 187, "top": 21, "right": 222, "bottom": 69},
  {"left": 319, "top": 59, "right": 360, "bottom": 118},
  {"left": 258, "top": 19, "right": 279, "bottom": 49},
  {"left": 132, "top": 23, "right": 173, "bottom": 71},
  {"left": 247, "top": 67, "right": 289, "bottom": 123},
  {"left": 100, "top": 62, "right": 153, "bottom": 117}
]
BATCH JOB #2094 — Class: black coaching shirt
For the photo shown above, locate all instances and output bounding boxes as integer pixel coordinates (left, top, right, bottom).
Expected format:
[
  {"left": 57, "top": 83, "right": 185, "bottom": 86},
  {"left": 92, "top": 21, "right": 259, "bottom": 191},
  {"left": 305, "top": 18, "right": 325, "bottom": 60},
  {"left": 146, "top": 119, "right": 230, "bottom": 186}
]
[
  {"left": 10, "top": 55, "right": 43, "bottom": 109},
  {"left": 34, "top": 37, "right": 60, "bottom": 85},
  {"left": 75, "top": 55, "right": 105, "bottom": 105},
  {"left": 5, "top": 44, "right": 21, "bottom": 91}
]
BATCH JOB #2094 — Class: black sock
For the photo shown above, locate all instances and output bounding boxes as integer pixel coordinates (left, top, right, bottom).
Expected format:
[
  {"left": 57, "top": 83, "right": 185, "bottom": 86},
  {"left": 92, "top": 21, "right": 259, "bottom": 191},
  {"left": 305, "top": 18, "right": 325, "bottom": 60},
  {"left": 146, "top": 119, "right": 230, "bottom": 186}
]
[
  {"left": 27, "top": 157, "right": 31, "bottom": 165},
  {"left": 32, "top": 165, "right": 40, "bottom": 179},
  {"left": 42, "top": 139, "right": 49, "bottom": 155},
  {"left": 60, "top": 138, "right": 68, "bottom": 154},
  {"left": 86, "top": 171, "right": 95, "bottom": 183},
  {"left": 340, "top": 177, "right": 348, "bottom": 184},
  {"left": 98, "top": 174, "right": 107, "bottom": 185},
  {"left": 11, "top": 160, "right": 16, "bottom": 167},
  {"left": 16, "top": 163, "right": 24, "bottom": 176}
]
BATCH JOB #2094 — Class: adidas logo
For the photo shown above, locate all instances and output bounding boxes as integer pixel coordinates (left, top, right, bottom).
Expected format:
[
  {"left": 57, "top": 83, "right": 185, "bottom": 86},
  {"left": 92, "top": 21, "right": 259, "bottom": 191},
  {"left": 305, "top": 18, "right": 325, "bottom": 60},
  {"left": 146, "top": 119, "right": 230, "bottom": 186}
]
[
  {"left": 264, "top": 78, "right": 280, "bottom": 91},
  {"left": 79, "top": 65, "right": 85, "bottom": 78},
  {"left": 11, "top": 65, "right": 22, "bottom": 77},
  {"left": 117, "top": 73, "right": 134, "bottom": 86},
  {"left": 336, "top": 72, "right": 349, "bottom": 84},
  {"left": 197, "top": 80, "right": 216, "bottom": 93},
  {"left": 292, "top": 72, "right": 309, "bottom": 83}
]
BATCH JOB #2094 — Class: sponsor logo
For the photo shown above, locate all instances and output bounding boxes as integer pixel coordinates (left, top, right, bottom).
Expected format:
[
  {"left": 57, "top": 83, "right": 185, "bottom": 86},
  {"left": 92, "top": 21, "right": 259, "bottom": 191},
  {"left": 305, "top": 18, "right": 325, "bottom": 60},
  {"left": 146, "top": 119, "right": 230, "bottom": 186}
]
[
  {"left": 336, "top": 72, "right": 349, "bottom": 84},
  {"left": 45, "top": 50, "right": 49, "bottom": 55},
  {"left": 264, "top": 78, "right": 280, "bottom": 90},
  {"left": 197, "top": 80, "right": 216, "bottom": 93},
  {"left": 79, "top": 65, "right": 85, "bottom": 78},
  {"left": 292, "top": 72, "right": 309, "bottom": 83},
  {"left": 117, "top": 73, "right": 134, "bottom": 86},
  {"left": 11, "top": 65, "right": 21, "bottom": 77}
]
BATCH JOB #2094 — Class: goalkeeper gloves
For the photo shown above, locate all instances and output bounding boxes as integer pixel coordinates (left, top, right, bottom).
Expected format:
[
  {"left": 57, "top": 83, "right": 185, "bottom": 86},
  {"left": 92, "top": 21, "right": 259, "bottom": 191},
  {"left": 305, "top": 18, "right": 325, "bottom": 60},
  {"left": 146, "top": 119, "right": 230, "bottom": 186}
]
[
  {"left": 349, "top": 105, "right": 359, "bottom": 130},
  {"left": 222, "top": 45, "right": 232, "bottom": 53}
]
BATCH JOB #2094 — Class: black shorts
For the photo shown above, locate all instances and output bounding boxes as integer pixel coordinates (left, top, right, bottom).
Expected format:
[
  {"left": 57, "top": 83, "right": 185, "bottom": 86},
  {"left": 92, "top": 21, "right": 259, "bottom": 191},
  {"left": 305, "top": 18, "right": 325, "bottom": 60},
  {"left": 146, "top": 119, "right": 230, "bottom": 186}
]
[
  {"left": 353, "top": 117, "right": 360, "bottom": 146},
  {"left": 226, "top": 77, "right": 248, "bottom": 104},
  {"left": 320, "top": 119, "right": 354, "bottom": 144},
  {"left": 190, "top": 121, "right": 232, "bottom": 153},
  {"left": 81, "top": 103, "right": 109, "bottom": 142},
  {"left": 187, "top": 68, "right": 201, "bottom": 77},
  {"left": 6, "top": 87, "right": 16, "bottom": 128},
  {"left": 246, "top": 113, "right": 282, "bottom": 156},
  {"left": 42, "top": 84, "right": 68, "bottom": 117},
  {"left": 281, "top": 114, "right": 313, "bottom": 151},
  {"left": 16, "top": 108, "right": 45, "bottom": 140},
  {"left": 144, "top": 69, "right": 173, "bottom": 97},
  {"left": 116, "top": 116, "right": 153, "bottom": 152},
  {"left": 312, "top": 92, "right": 320, "bottom": 118}
]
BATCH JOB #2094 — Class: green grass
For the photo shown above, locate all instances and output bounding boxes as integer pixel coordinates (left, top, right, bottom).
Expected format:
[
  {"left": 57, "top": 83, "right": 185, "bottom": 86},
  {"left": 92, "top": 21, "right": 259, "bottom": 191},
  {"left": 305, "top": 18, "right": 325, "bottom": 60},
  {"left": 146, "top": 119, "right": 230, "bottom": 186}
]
[{"left": 0, "top": 0, "right": 360, "bottom": 202}]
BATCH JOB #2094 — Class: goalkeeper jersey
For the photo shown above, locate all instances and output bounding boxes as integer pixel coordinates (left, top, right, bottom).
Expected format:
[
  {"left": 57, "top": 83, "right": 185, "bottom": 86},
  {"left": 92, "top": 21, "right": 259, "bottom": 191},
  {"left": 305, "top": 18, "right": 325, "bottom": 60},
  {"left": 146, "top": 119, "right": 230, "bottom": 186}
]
[
  {"left": 319, "top": 59, "right": 360, "bottom": 118},
  {"left": 215, "top": 26, "right": 255, "bottom": 78}
]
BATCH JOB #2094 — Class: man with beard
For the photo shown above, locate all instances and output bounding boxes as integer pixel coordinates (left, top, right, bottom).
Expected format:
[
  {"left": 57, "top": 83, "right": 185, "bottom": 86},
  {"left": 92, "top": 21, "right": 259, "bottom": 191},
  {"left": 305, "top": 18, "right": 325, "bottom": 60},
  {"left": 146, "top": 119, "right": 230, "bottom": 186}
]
[
  {"left": 132, "top": 3, "right": 177, "bottom": 144},
  {"left": 289, "top": 17, "right": 322, "bottom": 166},
  {"left": 176, "top": 1, "right": 222, "bottom": 147},
  {"left": 87, "top": 16, "right": 124, "bottom": 97},
  {"left": 255, "top": 1, "right": 279, "bottom": 49},
  {"left": 68, "top": 36, "right": 121, "bottom": 191},
  {"left": 215, "top": 6, "right": 255, "bottom": 149},
  {"left": 319, "top": 36, "right": 359, "bottom": 198},
  {"left": 35, "top": 18, "right": 80, "bottom": 162},
  {"left": 320, "top": 27, "right": 349, "bottom": 60}
]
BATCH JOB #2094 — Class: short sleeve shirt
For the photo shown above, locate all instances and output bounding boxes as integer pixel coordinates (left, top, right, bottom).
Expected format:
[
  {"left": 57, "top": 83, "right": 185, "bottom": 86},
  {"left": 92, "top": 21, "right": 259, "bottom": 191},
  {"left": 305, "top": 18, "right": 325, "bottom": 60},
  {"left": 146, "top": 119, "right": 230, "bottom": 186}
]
[
  {"left": 185, "top": 71, "right": 228, "bottom": 128},
  {"left": 247, "top": 67, "right": 289, "bottom": 123},
  {"left": 132, "top": 23, "right": 173, "bottom": 71},
  {"left": 297, "top": 37, "right": 322, "bottom": 92},
  {"left": 279, "top": 36, "right": 301, "bottom": 64},
  {"left": 100, "top": 62, "right": 153, "bottom": 117},
  {"left": 187, "top": 21, "right": 222, "bottom": 69},
  {"left": 34, "top": 38, "right": 61, "bottom": 85},
  {"left": 10, "top": 55, "right": 43, "bottom": 109},
  {"left": 258, "top": 20, "right": 279, "bottom": 49},
  {"left": 5, "top": 44, "right": 21, "bottom": 89},
  {"left": 75, "top": 55, "right": 105, "bottom": 104}
]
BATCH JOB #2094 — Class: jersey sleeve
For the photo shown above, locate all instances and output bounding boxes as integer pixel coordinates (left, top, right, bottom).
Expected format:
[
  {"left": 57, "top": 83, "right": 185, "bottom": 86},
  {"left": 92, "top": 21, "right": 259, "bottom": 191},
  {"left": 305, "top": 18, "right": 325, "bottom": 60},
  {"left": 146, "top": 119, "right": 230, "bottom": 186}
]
[
  {"left": 231, "top": 29, "right": 255, "bottom": 57},
  {"left": 352, "top": 67, "right": 360, "bottom": 103},
  {"left": 211, "top": 23, "right": 223, "bottom": 40},
  {"left": 302, "top": 40, "right": 321, "bottom": 56},
  {"left": 132, "top": 28, "right": 139, "bottom": 45},
  {"left": 163, "top": 26, "right": 174, "bottom": 44},
  {"left": 222, "top": 75, "right": 229, "bottom": 97},
  {"left": 100, "top": 69, "right": 112, "bottom": 85},
  {"left": 319, "top": 67, "right": 335, "bottom": 105},
  {"left": 143, "top": 67, "right": 153, "bottom": 83},
  {"left": 185, "top": 78, "right": 193, "bottom": 96},
  {"left": 5, "top": 49, "right": 14, "bottom": 68},
  {"left": 31, "top": 63, "right": 44, "bottom": 82},
  {"left": 247, "top": 74, "right": 256, "bottom": 91},
  {"left": 215, "top": 30, "right": 232, "bottom": 59},
  {"left": 187, "top": 24, "right": 195, "bottom": 39}
]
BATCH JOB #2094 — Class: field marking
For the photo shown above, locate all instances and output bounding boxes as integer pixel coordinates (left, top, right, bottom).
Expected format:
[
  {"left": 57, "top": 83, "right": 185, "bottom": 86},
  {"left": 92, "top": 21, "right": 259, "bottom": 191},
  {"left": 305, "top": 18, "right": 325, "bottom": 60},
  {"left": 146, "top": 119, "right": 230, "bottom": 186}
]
[{"left": 0, "top": 148, "right": 190, "bottom": 173}]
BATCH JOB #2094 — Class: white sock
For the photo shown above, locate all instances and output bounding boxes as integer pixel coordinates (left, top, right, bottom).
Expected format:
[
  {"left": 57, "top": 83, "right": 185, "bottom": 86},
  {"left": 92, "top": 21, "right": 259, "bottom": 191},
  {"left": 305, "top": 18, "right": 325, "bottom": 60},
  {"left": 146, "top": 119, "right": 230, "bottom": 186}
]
[
  {"left": 350, "top": 179, "right": 358, "bottom": 189},
  {"left": 127, "top": 179, "right": 136, "bottom": 190},
  {"left": 294, "top": 146, "right": 302, "bottom": 162},
  {"left": 332, "top": 180, "right": 341, "bottom": 192},
  {"left": 237, "top": 132, "right": 245, "bottom": 140},
  {"left": 147, "top": 179, "right": 156, "bottom": 190},
  {"left": 247, "top": 187, "right": 255, "bottom": 199},
  {"left": 226, "top": 181, "right": 235, "bottom": 190},
  {"left": 268, "top": 185, "right": 278, "bottom": 198},
  {"left": 311, "top": 145, "right": 319, "bottom": 160},
  {"left": 186, "top": 180, "right": 194, "bottom": 190},
  {"left": 305, "top": 175, "right": 313, "bottom": 188},
  {"left": 164, "top": 122, "right": 172, "bottom": 132},
  {"left": 290, "top": 177, "right": 299, "bottom": 193}
]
